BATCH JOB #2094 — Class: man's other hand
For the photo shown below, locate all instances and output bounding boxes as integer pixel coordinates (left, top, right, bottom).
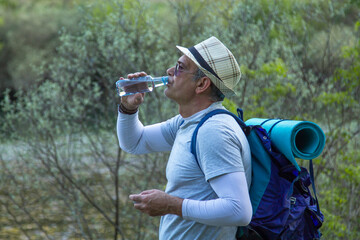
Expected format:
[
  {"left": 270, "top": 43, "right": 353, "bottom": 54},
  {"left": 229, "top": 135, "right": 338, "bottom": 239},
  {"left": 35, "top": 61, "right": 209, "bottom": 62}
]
[{"left": 129, "top": 189, "right": 183, "bottom": 217}]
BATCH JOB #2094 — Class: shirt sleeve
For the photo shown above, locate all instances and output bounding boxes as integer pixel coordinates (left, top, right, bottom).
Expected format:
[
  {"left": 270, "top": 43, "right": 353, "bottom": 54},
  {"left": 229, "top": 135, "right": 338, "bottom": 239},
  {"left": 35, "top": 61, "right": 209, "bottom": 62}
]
[
  {"left": 196, "top": 115, "right": 246, "bottom": 181},
  {"left": 182, "top": 171, "right": 252, "bottom": 226},
  {"left": 117, "top": 112, "right": 173, "bottom": 154}
]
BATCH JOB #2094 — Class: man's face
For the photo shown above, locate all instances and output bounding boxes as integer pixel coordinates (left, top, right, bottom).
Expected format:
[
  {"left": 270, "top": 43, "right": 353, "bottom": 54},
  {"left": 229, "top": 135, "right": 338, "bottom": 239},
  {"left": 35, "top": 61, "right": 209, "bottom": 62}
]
[{"left": 165, "top": 55, "right": 198, "bottom": 104}]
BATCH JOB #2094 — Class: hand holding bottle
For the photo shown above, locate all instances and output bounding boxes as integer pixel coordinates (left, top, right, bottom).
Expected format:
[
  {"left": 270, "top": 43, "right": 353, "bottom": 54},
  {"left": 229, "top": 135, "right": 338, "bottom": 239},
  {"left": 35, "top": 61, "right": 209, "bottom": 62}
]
[
  {"left": 120, "top": 71, "right": 148, "bottom": 111},
  {"left": 117, "top": 73, "right": 168, "bottom": 96}
]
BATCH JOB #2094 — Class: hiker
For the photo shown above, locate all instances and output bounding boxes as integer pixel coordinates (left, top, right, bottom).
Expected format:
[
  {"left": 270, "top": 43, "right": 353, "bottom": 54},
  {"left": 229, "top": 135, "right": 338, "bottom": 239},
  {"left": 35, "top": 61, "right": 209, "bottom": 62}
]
[{"left": 117, "top": 36, "right": 252, "bottom": 240}]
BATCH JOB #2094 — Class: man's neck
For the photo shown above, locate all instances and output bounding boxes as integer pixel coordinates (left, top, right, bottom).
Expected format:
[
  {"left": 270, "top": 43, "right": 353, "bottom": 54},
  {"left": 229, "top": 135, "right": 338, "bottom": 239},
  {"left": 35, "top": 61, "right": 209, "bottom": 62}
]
[{"left": 178, "top": 99, "right": 216, "bottom": 118}]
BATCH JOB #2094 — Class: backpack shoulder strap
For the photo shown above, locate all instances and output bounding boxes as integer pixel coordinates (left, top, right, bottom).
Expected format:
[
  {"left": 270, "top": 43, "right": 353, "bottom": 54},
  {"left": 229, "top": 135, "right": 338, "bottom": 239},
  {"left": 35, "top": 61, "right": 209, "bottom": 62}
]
[{"left": 190, "top": 109, "right": 248, "bottom": 168}]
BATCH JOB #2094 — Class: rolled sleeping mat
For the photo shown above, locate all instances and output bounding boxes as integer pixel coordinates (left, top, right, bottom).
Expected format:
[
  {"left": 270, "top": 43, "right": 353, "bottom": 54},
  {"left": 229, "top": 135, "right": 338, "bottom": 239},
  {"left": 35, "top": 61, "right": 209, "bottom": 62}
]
[{"left": 245, "top": 118, "right": 326, "bottom": 171}]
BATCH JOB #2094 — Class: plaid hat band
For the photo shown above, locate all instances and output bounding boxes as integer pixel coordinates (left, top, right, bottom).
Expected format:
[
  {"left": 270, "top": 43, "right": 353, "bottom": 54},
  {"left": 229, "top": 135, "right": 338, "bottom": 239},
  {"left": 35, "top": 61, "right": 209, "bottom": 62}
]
[
  {"left": 188, "top": 46, "right": 222, "bottom": 82},
  {"left": 176, "top": 36, "right": 241, "bottom": 98}
]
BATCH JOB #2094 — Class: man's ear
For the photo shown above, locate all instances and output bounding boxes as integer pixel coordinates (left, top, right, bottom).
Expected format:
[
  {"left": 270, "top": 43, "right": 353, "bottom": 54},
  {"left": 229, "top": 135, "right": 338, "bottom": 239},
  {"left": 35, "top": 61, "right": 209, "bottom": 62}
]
[{"left": 195, "top": 77, "right": 212, "bottom": 94}]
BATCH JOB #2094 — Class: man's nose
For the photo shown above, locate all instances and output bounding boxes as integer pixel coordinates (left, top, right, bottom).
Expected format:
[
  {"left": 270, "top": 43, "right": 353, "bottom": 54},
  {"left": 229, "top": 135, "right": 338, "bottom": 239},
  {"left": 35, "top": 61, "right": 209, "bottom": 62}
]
[{"left": 167, "top": 66, "right": 175, "bottom": 76}]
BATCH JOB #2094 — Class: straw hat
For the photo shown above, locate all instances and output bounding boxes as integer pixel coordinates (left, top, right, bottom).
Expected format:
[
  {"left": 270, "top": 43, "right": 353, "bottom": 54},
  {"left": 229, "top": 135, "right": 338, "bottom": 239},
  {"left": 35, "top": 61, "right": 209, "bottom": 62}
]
[{"left": 176, "top": 36, "right": 241, "bottom": 98}]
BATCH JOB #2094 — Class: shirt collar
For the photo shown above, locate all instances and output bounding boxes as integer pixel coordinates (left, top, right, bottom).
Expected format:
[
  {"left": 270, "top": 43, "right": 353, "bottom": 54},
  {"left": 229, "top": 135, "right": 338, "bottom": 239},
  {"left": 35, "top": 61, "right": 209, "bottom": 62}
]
[{"left": 180, "top": 102, "right": 224, "bottom": 128}]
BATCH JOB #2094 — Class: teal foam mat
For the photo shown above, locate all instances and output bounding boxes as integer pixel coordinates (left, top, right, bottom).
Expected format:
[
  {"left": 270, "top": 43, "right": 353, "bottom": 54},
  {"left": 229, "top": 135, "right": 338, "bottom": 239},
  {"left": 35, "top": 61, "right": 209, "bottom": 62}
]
[{"left": 245, "top": 118, "right": 326, "bottom": 171}]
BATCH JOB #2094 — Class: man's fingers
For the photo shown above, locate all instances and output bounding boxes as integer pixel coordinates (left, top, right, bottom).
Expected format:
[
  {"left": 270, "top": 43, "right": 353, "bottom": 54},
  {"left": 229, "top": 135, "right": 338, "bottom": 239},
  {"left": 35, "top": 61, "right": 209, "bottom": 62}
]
[
  {"left": 127, "top": 71, "right": 147, "bottom": 79},
  {"left": 130, "top": 195, "right": 146, "bottom": 211},
  {"left": 133, "top": 93, "right": 144, "bottom": 105},
  {"left": 133, "top": 202, "right": 144, "bottom": 210},
  {"left": 140, "top": 189, "right": 155, "bottom": 195},
  {"left": 129, "top": 194, "right": 141, "bottom": 202},
  {"left": 139, "top": 71, "right": 147, "bottom": 76},
  {"left": 121, "top": 92, "right": 144, "bottom": 110}
]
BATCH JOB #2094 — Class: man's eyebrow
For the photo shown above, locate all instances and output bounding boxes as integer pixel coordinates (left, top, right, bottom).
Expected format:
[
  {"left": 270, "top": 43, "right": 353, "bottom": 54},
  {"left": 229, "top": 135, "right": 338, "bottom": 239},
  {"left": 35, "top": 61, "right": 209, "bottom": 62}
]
[{"left": 177, "top": 60, "right": 186, "bottom": 67}]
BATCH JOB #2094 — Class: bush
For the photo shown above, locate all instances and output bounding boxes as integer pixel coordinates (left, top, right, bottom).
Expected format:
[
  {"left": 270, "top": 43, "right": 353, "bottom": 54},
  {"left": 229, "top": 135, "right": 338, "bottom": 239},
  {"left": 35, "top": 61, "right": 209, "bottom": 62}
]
[{"left": 0, "top": 0, "right": 359, "bottom": 239}]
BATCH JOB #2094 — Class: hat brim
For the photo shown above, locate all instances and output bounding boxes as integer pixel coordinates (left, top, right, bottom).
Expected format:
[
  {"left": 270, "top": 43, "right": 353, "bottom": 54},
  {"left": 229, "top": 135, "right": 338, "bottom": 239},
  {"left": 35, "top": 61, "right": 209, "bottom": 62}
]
[{"left": 176, "top": 45, "right": 236, "bottom": 98}]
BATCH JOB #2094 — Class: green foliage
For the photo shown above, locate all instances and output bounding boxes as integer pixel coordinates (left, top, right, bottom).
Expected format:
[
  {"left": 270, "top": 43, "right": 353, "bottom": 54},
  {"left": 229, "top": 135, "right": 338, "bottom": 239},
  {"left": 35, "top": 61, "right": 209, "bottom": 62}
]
[
  {"left": 222, "top": 98, "right": 238, "bottom": 115},
  {"left": 316, "top": 91, "right": 357, "bottom": 107},
  {"left": 264, "top": 83, "right": 296, "bottom": 102},
  {"left": 260, "top": 58, "right": 288, "bottom": 78},
  {"left": 0, "top": 0, "right": 81, "bottom": 92},
  {"left": 0, "top": 0, "right": 359, "bottom": 239},
  {"left": 0, "top": 16, "right": 3, "bottom": 51}
]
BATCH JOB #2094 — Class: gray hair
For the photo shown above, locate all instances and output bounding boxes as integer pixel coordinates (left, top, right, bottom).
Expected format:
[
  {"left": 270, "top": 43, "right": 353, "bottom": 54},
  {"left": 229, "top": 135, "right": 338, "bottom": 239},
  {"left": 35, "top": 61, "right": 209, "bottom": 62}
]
[{"left": 193, "top": 68, "right": 225, "bottom": 101}]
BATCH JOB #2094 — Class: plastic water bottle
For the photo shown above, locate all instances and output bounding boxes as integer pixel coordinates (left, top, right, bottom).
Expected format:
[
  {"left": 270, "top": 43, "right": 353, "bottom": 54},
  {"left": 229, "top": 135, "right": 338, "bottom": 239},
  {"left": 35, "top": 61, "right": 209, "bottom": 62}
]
[{"left": 116, "top": 76, "right": 169, "bottom": 97}]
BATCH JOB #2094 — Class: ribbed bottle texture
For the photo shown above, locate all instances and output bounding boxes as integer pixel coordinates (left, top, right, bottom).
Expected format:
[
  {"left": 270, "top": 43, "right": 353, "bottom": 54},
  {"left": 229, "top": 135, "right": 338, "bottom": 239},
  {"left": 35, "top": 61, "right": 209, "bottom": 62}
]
[{"left": 116, "top": 76, "right": 169, "bottom": 97}]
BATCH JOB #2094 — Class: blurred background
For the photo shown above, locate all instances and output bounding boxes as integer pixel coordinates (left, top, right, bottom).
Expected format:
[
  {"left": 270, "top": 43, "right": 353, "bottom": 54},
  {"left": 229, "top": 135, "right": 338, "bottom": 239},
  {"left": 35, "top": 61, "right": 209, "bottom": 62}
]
[{"left": 0, "top": 0, "right": 359, "bottom": 239}]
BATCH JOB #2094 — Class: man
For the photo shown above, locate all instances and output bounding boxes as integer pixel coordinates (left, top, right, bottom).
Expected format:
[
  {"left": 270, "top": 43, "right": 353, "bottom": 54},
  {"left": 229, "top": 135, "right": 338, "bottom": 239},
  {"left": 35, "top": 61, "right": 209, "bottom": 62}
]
[{"left": 117, "top": 36, "right": 252, "bottom": 239}]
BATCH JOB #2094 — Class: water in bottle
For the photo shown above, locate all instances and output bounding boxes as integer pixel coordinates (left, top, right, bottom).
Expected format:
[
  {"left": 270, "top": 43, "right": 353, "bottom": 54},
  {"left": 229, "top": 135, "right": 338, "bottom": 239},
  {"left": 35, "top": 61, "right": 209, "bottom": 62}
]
[{"left": 116, "top": 76, "right": 169, "bottom": 97}]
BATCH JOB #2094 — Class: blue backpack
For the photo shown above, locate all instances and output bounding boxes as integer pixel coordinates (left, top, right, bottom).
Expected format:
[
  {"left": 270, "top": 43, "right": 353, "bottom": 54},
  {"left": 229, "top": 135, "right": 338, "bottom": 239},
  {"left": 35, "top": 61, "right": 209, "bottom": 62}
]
[{"left": 190, "top": 109, "right": 324, "bottom": 240}]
